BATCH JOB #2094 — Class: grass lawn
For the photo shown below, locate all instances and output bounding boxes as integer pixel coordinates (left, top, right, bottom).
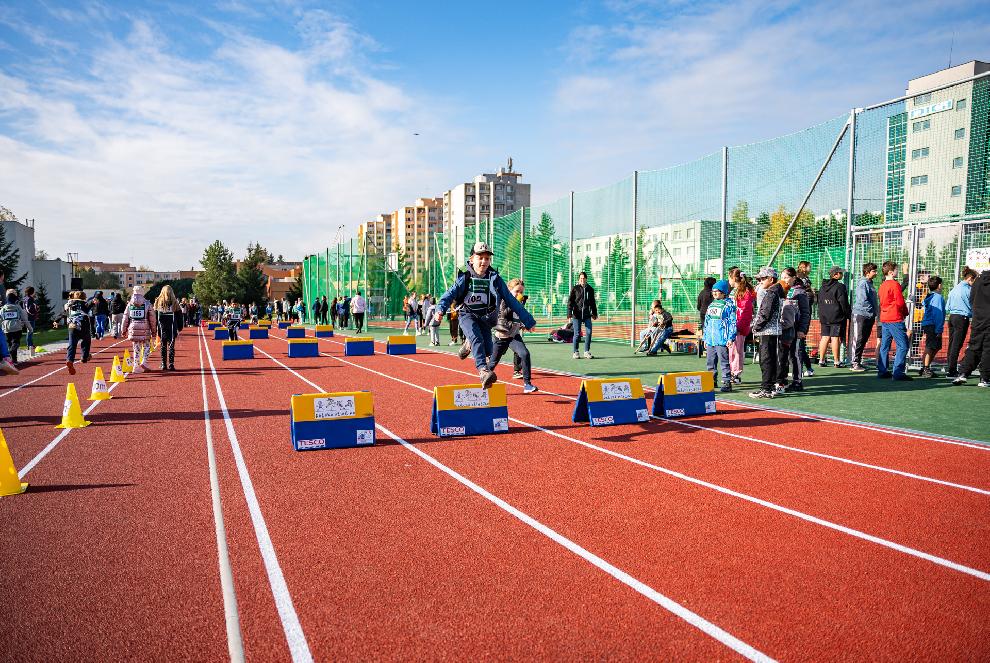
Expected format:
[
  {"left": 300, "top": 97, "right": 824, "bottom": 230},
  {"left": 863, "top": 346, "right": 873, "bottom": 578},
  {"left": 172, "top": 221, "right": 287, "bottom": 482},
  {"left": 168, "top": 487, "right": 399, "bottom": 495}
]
[{"left": 347, "top": 324, "right": 989, "bottom": 444}]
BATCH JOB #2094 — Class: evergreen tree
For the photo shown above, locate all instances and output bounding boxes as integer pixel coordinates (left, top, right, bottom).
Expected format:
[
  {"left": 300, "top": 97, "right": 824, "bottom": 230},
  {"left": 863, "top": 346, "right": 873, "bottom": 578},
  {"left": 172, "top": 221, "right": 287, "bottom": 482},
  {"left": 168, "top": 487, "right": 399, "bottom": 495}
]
[
  {"left": 35, "top": 282, "right": 55, "bottom": 328},
  {"left": 0, "top": 221, "right": 27, "bottom": 290},
  {"left": 146, "top": 278, "right": 195, "bottom": 302},
  {"left": 286, "top": 274, "right": 304, "bottom": 303},
  {"left": 581, "top": 255, "right": 595, "bottom": 288},
  {"left": 601, "top": 234, "right": 631, "bottom": 310},
  {"left": 236, "top": 242, "right": 270, "bottom": 306},
  {"left": 193, "top": 240, "right": 236, "bottom": 305},
  {"left": 731, "top": 200, "right": 750, "bottom": 224}
]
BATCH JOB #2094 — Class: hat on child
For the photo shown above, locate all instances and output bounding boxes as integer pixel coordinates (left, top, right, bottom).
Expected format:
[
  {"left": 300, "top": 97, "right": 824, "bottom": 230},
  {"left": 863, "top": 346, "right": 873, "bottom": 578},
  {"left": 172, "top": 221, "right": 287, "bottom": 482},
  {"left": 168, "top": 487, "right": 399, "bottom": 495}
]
[
  {"left": 470, "top": 242, "right": 494, "bottom": 256},
  {"left": 755, "top": 266, "right": 778, "bottom": 280},
  {"left": 712, "top": 279, "right": 731, "bottom": 295}
]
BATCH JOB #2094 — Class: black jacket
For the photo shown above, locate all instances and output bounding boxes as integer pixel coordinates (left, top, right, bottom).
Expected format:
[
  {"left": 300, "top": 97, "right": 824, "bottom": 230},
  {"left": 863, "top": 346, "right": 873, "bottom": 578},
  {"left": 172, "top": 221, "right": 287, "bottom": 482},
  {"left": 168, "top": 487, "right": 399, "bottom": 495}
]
[
  {"left": 789, "top": 283, "right": 812, "bottom": 335},
  {"left": 972, "top": 270, "right": 990, "bottom": 331},
  {"left": 818, "top": 279, "right": 850, "bottom": 324},
  {"left": 567, "top": 284, "right": 598, "bottom": 320},
  {"left": 111, "top": 297, "right": 126, "bottom": 315},
  {"left": 697, "top": 287, "right": 714, "bottom": 318}
]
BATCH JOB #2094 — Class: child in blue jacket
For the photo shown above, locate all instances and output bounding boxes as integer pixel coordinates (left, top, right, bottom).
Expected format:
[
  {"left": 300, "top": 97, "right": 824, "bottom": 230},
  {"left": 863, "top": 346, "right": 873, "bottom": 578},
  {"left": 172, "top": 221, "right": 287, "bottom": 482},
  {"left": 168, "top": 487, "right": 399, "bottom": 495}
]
[
  {"left": 920, "top": 275, "right": 945, "bottom": 377},
  {"left": 703, "top": 280, "right": 737, "bottom": 392},
  {"left": 434, "top": 242, "right": 536, "bottom": 389}
]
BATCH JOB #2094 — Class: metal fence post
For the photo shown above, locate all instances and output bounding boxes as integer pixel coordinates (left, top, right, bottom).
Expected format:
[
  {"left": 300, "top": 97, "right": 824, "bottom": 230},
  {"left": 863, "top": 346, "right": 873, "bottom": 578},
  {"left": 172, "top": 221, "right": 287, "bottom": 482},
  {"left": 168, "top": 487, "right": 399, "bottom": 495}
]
[
  {"left": 720, "top": 146, "right": 728, "bottom": 276},
  {"left": 844, "top": 108, "right": 858, "bottom": 274},
  {"left": 519, "top": 207, "right": 525, "bottom": 281},
  {"left": 348, "top": 237, "right": 353, "bottom": 295},
  {"left": 631, "top": 171, "right": 638, "bottom": 347},
  {"left": 568, "top": 191, "right": 574, "bottom": 298}
]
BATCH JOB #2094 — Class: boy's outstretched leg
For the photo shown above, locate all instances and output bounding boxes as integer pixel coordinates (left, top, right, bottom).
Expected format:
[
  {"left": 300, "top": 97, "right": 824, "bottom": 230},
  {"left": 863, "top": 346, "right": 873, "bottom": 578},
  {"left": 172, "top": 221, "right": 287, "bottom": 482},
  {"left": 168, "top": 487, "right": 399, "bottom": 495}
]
[{"left": 460, "top": 315, "right": 496, "bottom": 388}]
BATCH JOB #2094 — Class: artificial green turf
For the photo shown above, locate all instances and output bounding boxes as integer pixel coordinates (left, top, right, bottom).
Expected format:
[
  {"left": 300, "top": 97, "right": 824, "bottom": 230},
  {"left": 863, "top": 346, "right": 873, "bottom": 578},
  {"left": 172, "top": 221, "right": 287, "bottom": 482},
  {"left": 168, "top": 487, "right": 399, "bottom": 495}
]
[{"left": 353, "top": 324, "right": 989, "bottom": 444}]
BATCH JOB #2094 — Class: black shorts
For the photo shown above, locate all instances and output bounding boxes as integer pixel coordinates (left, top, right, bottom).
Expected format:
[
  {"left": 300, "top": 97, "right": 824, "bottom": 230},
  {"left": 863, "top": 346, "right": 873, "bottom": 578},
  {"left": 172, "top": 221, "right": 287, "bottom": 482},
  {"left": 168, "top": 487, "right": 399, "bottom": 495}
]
[
  {"left": 922, "top": 325, "right": 942, "bottom": 352},
  {"left": 820, "top": 322, "right": 846, "bottom": 338}
]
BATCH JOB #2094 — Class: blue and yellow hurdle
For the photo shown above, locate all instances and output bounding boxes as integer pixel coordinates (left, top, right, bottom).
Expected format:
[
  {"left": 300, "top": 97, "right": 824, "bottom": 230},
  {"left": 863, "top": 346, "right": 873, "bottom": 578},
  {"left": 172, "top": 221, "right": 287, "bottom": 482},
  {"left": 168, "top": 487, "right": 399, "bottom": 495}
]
[
  {"left": 386, "top": 335, "right": 416, "bottom": 355},
  {"left": 651, "top": 371, "right": 717, "bottom": 418},
  {"left": 288, "top": 338, "right": 319, "bottom": 358},
  {"left": 431, "top": 383, "right": 509, "bottom": 437},
  {"left": 344, "top": 337, "right": 375, "bottom": 356},
  {"left": 213, "top": 327, "right": 230, "bottom": 341},
  {"left": 207, "top": 321, "right": 221, "bottom": 330},
  {"left": 572, "top": 377, "right": 649, "bottom": 427},
  {"left": 222, "top": 340, "right": 254, "bottom": 360},
  {"left": 290, "top": 391, "right": 376, "bottom": 451},
  {"left": 248, "top": 326, "right": 269, "bottom": 339},
  {"left": 315, "top": 325, "right": 334, "bottom": 338},
  {"left": 286, "top": 326, "right": 307, "bottom": 339},
  {"left": 278, "top": 321, "right": 291, "bottom": 329}
]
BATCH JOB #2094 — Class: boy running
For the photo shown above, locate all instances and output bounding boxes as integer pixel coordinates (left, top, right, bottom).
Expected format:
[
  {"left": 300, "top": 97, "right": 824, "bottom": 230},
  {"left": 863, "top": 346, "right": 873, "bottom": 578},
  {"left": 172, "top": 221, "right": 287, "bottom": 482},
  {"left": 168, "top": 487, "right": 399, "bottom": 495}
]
[{"left": 486, "top": 279, "right": 539, "bottom": 393}]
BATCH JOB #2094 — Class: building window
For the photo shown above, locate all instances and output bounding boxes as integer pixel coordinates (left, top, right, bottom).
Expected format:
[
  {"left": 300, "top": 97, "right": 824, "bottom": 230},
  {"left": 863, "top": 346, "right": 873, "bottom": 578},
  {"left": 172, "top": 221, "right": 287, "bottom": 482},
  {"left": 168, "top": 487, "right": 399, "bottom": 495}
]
[
  {"left": 910, "top": 175, "right": 928, "bottom": 186},
  {"left": 912, "top": 119, "right": 930, "bottom": 132},
  {"left": 957, "top": 98, "right": 967, "bottom": 111},
  {"left": 951, "top": 185, "right": 962, "bottom": 197},
  {"left": 686, "top": 228, "right": 693, "bottom": 239},
  {"left": 909, "top": 202, "right": 927, "bottom": 213},
  {"left": 913, "top": 93, "right": 932, "bottom": 105},
  {"left": 911, "top": 147, "right": 929, "bottom": 159},
  {"left": 954, "top": 128, "right": 965, "bottom": 139},
  {"left": 673, "top": 248, "right": 681, "bottom": 256},
  {"left": 595, "top": 257, "right": 602, "bottom": 265}
]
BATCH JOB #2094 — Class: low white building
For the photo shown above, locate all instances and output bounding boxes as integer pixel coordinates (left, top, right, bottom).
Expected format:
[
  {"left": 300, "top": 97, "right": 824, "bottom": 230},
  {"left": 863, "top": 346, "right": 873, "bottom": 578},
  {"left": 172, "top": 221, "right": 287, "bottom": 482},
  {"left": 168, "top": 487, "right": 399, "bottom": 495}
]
[{"left": 0, "top": 216, "right": 73, "bottom": 310}]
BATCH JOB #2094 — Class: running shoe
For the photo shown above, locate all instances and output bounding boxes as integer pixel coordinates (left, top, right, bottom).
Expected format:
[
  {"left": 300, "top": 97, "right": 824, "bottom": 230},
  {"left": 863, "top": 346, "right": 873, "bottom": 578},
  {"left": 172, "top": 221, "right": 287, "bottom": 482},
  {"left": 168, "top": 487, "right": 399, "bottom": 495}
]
[
  {"left": 458, "top": 341, "right": 471, "bottom": 360},
  {"left": 774, "top": 383, "right": 787, "bottom": 395},
  {"left": 480, "top": 369, "right": 498, "bottom": 389},
  {"left": 512, "top": 371, "right": 523, "bottom": 380},
  {"left": 448, "top": 340, "right": 457, "bottom": 346},
  {"left": 803, "top": 369, "right": 815, "bottom": 377},
  {"left": 952, "top": 376, "right": 967, "bottom": 385},
  {"left": 732, "top": 374, "right": 742, "bottom": 384},
  {"left": 849, "top": 364, "right": 866, "bottom": 372},
  {"left": 979, "top": 381, "right": 990, "bottom": 388},
  {"left": 784, "top": 382, "right": 804, "bottom": 392},
  {"left": 748, "top": 389, "right": 774, "bottom": 399},
  {"left": 573, "top": 352, "right": 580, "bottom": 359},
  {"left": 720, "top": 383, "right": 733, "bottom": 393},
  {"left": 583, "top": 351, "right": 594, "bottom": 359},
  {"left": 523, "top": 383, "right": 539, "bottom": 394},
  {"left": 2, "top": 358, "right": 20, "bottom": 375},
  {"left": 65, "top": 360, "right": 75, "bottom": 375}
]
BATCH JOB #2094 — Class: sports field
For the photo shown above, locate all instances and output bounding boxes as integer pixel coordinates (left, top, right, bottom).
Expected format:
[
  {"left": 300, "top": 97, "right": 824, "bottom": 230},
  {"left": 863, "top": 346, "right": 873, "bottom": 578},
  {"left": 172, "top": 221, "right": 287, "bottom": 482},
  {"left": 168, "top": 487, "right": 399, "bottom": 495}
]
[{"left": 1, "top": 325, "right": 988, "bottom": 661}]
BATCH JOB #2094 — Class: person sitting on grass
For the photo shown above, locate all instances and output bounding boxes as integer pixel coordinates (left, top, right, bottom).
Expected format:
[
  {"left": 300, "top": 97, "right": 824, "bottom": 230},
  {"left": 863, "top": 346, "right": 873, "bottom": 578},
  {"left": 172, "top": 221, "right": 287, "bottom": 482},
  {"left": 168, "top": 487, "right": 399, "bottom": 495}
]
[
  {"left": 919, "top": 275, "right": 945, "bottom": 378},
  {"left": 642, "top": 300, "right": 674, "bottom": 356},
  {"left": 703, "top": 280, "right": 737, "bottom": 392},
  {"left": 487, "top": 278, "right": 539, "bottom": 394},
  {"left": 434, "top": 242, "right": 536, "bottom": 389}
]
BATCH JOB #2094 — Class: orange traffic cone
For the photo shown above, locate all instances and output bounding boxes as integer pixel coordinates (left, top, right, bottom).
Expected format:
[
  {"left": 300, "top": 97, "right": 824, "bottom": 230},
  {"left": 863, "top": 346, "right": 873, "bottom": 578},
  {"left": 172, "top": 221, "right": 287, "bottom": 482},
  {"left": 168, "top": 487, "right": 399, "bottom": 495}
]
[
  {"left": 89, "top": 367, "right": 111, "bottom": 401},
  {"left": 55, "top": 383, "right": 91, "bottom": 429},
  {"left": 0, "top": 428, "right": 28, "bottom": 496},
  {"left": 110, "top": 356, "right": 126, "bottom": 383}
]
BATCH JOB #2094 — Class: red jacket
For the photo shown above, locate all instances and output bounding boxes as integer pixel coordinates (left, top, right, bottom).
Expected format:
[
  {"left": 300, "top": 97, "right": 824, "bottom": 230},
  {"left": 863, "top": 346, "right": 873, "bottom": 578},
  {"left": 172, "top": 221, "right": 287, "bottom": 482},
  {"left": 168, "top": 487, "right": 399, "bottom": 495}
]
[{"left": 878, "top": 279, "right": 908, "bottom": 323}]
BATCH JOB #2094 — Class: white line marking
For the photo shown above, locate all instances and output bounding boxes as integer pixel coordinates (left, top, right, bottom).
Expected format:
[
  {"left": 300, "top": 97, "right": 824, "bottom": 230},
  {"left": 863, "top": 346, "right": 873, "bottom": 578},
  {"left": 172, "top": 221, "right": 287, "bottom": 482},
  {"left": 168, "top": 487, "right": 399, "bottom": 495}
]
[
  {"left": 252, "top": 344, "right": 773, "bottom": 662},
  {"left": 201, "top": 329, "right": 313, "bottom": 663},
  {"left": 267, "top": 333, "right": 990, "bottom": 583},
  {"left": 197, "top": 330, "right": 245, "bottom": 663},
  {"left": 312, "top": 335, "right": 990, "bottom": 496},
  {"left": 1, "top": 338, "right": 128, "bottom": 400}
]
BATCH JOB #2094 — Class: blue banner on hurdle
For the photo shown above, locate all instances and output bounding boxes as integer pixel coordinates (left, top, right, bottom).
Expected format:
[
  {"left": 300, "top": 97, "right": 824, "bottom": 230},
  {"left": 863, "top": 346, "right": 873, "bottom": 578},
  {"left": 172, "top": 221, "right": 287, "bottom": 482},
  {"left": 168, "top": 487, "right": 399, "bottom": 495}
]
[
  {"left": 288, "top": 339, "right": 319, "bottom": 358},
  {"left": 430, "top": 384, "right": 509, "bottom": 437},
  {"left": 213, "top": 328, "right": 230, "bottom": 341},
  {"left": 344, "top": 337, "right": 374, "bottom": 356},
  {"left": 386, "top": 335, "right": 416, "bottom": 355},
  {"left": 290, "top": 392, "right": 375, "bottom": 450},
  {"left": 572, "top": 378, "right": 649, "bottom": 427},
  {"left": 286, "top": 326, "right": 306, "bottom": 338},
  {"left": 651, "top": 372, "right": 717, "bottom": 418},
  {"left": 222, "top": 340, "right": 254, "bottom": 360},
  {"left": 249, "top": 327, "right": 269, "bottom": 339}
]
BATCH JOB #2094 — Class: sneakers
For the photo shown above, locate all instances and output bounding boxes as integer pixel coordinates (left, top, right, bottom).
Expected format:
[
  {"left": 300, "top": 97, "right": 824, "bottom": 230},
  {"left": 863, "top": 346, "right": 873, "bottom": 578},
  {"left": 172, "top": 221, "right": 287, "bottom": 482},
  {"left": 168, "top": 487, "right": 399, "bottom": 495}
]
[
  {"left": 774, "top": 383, "right": 787, "bottom": 395},
  {"left": 835, "top": 361, "right": 849, "bottom": 368},
  {"left": 1, "top": 358, "right": 20, "bottom": 375},
  {"left": 457, "top": 341, "right": 471, "bottom": 361},
  {"left": 573, "top": 351, "right": 580, "bottom": 359},
  {"left": 448, "top": 340, "right": 457, "bottom": 346},
  {"left": 849, "top": 364, "right": 866, "bottom": 372},
  {"left": 512, "top": 371, "right": 523, "bottom": 380},
  {"left": 523, "top": 383, "right": 539, "bottom": 394},
  {"left": 919, "top": 367, "right": 934, "bottom": 378},
  {"left": 979, "top": 381, "right": 990, "bottom": 388},
  {"left": 583, "top": 351, "right": 594, "bottom": 359},
  {"left": 748, "top": 389, "right": 775, "bottom": 399},
  {"left": 65, "top": 360, "right": 76, "bottom": 375},
  {"left": 803, "top": 369, "right": 815, "bottom": 377},
  {"left": 784, "top": 382, "right": 804, "bottom": 392},
  {"left": 720, "top": 383, "right": 732, "bottom": 393},
  {"left": 952, "top": 376, "right": 967, "bottom": 385},
  {"left": 892, "top": 374, "right": 913, "bottom": 381},
  {"left": 731, "top": 374, "right": 742, "bottom": 384},
  {"left": 645, "top": 351, "right": 658, "bottom": 357},
  {"left": 479, "top": 369, "right": 498, "bottom": 389}
]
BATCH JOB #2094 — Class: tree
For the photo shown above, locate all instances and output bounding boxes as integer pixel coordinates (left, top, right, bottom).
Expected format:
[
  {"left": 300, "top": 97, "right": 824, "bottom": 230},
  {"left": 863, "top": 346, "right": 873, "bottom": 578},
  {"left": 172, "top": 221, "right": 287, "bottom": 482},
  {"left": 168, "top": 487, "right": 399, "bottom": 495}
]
[
  {"left": 146, "top": 278, "right": 195, "bottom": 302},
  {"left": 529, "top": 212, "right": 568, "bottom": 312},
  {"left": 35, "top": 282, "right": 55, "bottom": 328},
  {"left": 0, "top": 220, "right": 26, "bottom": 290},
  {"left": 854, "top": 210, "right": 884, "bottom": 227},
  {"left": 600, "top": 234, "right": 631, "bottom": 310},
  {"left": 236, "top": 242, "right": 270, "bottom": 306},
  {"left": 580, "top": 255, "right": 595, "bottom": 288},
  {"left": 78, "top": 267, "right": 122, "bottom": 290},
  {"left": 385, "top": 248, "right": 412, "bottom": 318},
  {"left": 756, "top": 204, "right": 814, "bottom": 264},
  {"left": 731, "top": 200, "right": 750, "bottom": 224},
  {"left": 286, "top": 274, "right": 303, "bottom": 303},
  {"left": 193, "top": 240, "right": 236, "bottom": 305},
  {"left": 34, "top": 249, "right": 49, "bottom": 260}
]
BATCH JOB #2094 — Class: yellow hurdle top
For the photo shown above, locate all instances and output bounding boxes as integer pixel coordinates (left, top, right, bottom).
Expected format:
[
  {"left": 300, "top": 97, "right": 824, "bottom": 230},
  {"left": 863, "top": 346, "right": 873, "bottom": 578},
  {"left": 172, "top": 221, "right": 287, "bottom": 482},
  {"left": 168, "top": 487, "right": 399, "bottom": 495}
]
[
  {"left": 291, "top": 392, "right": 374, "bottom": 421},
  {"left": 580, "top": 377, "right": 645, "bottom": 402},
  {"left": 346, "top": 336, "right": 374, "bottom": 343},
  {"left": 387, "top": 335, "right": 416, "bottom": 345},
  {"left": 658, "top": 371, "right": 715, "bottom": 395},
  {"left": 222, "top": 340, "right": 254, "bottom": 346},
  {"left": 434, "top": 383, "right": 507, "bottom": 410},
  {"left": 288, "top": 338, "right": 318, "bottom": 343}
]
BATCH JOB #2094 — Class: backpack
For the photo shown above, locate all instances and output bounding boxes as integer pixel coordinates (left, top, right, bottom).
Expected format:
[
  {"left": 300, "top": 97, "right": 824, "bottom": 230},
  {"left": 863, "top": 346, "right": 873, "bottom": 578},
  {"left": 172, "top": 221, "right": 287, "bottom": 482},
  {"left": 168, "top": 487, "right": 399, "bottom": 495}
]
[
  {"left": 1, "top": 304, "right": 23, "bottom": 333},
  {"left": 780, "top": 297, "right": 798, "bottom": 330},
  {"left": 67, "top": 304, "right": 87, "bottom": 330}
]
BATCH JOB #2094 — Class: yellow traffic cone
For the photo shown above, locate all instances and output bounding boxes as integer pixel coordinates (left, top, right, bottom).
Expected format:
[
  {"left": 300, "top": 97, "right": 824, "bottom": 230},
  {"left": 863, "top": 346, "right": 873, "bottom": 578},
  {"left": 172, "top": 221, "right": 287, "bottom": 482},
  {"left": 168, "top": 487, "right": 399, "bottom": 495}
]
[
  {"left": 0, "top": 428, "right": 28, "bottom": 497},
  {"left": 110, "top": 356, "right": 126, "bottom": 383},
  {"left": 122, "top": 349, "right": 134, "bottom": 374},
  {"left": 89, "top": 367, "right": 111, "bottom": 401},
  {"left": 55, "top": 383, "right": 91, "bottom": 429}
]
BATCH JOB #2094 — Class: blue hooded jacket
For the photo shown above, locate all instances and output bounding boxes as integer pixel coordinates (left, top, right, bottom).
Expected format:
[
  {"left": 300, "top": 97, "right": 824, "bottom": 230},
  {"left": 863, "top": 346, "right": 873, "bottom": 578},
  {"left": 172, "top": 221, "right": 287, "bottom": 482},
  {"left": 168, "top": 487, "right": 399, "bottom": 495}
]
[{"left": 702, "top": 296, "right": 737, "bottom": 347}]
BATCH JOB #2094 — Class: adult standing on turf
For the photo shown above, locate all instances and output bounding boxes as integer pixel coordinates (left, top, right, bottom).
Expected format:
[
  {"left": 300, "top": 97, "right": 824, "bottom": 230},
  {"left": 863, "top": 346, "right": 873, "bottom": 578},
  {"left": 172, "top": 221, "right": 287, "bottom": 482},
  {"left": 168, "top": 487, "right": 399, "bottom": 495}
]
[
  {"left": 782, "top": 267, "right": 811, "bottom": 392},
  {"left": 154, "top": 285, "right": 183, "bottom": 371},
  {"left": 796, "top": 261, "right": 816, "bottom": 375},
  {"left": 952, "top": 269, "right": 990, "bottom": 386},
  {"left": 849, "top": 262, "right": 879, "bottom": 372},
  {"left": 351, "top": 290, "right": 367, "bottom": 333},
  {"left": 329, "top": 296, "right": 338, "bottom": 327},
  {"left": 696, "top": 277, "right": 716, "bottom": 358},
  {"left": 817, "top": 266, "right": 850, "bottom": 367},
  {"left": 567, "top": 271, "right": 598, "bottom": 360},
  {"left": 945, "top": 268, "right": 977, "bottom": 379},
  {"left": 110, "top": 291, "right": 126, "bottom": 338},
  {"left": 750, "top": 267, "right": 783, "bottom": 399},
  {"left": 876, "top": 261, "right": 912, "bottom": 381}
]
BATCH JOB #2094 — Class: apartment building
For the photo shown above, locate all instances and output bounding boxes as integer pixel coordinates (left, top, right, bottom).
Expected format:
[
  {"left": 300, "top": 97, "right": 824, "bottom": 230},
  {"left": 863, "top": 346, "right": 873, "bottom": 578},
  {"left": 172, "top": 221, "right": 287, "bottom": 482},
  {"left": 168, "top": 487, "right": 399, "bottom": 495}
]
[
  {"left": 359, "top": 213, "right": 396, "bottom": 256},
  {"left": 886, "top": 60, "right": 990, "bottom": 224},
  {"left": 443, "top": 159, "right": 531, "bottom": 264},
  {"left": 393, "top": 197, "right": 443, "bottom": 283}
]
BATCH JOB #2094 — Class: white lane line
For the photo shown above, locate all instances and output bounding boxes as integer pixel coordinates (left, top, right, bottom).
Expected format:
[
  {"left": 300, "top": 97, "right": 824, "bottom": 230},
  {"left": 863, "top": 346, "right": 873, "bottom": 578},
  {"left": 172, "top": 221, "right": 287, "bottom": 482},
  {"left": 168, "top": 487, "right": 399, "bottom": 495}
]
[
  {"left": 197, "top": 330, "right": 245, "bottom": 663},
  {"left": 268, "top": 334, "right": 990, "bottom": 584},
  {"left": 200, "top": 329, "right": 313, "bottom": 663},
  {"left": 311, "top": 335, "right": 990, "bottom": 496},
  {"left": 1, "top": 338, "right": 128, "bottom": 400},
  {"left": 253, "top": 344, "right": 774, "bottom": 663}
]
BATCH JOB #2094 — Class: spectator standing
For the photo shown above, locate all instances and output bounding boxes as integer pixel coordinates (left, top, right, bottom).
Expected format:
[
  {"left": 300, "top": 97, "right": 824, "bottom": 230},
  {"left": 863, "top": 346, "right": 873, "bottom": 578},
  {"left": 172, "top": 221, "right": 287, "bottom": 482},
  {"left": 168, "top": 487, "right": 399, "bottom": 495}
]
[
  {"left": 329, "top": 297, "right": 339, "bottom": 327},
  {"left": 21, "top": 286, "right": 39, "bottom": 357},
  {"left": 111, "top": 291, "right": 126, "bottom": 337},
  {"left": 952, "top": 269, "right": 990, "bottom": 386},
  {"left": 876, "top": 261, "right": 912, "bottom": 381},
  {"left": 782, "top": 268, "right": 811, "bottom": 392},
  {"left": 945, "top": 268, "right": 977, "bottom": 378},
  {"left": 351, "top": 291, "right": 367, "bottom": 333},
  {"left": 696, "top": 277, "right": 716, "bottom": 357},
  {"left": 702, "top": 280, "right": 737, "bottom": 392},
  {"left": 796, "top": 261, "right": 817, "bottom": 375},
  {"left": 849, "top": 262, "right": 880, "bottom": 372},
  {"left": 817, "top": 266, "right": 851, "bottom": 367},
  {"left": 919, "top": 276, "right": 945, "bottom": 378},
  {"left": 567, "top": 271, "right": 598, "bottom": 359},
  {"left": 2, "top": 289, "right": 30, "bottom": 363},
  {"left": 749, "top": 267, "right": 783, "bottom": 399},
  {"left": 154, "top": 285, "right": 183, "bottom": 371},
  {"left": 728, "top": 268, "right": 755, "bottom": 383}
]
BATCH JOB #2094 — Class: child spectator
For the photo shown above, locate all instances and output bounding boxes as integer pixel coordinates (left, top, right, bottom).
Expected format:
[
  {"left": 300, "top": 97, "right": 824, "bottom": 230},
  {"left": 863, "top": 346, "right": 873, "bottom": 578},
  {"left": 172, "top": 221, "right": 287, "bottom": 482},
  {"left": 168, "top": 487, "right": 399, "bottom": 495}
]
[
  {"left": 781, "top": 267, "right": 811, "bottom": 393},
  {"left": 2, "top": 289, "right": 30, "bottom": 364},
  {"left": 953, "top": 269, "right": 990, "bottom": 387},
  {"left": 850, "top": 262, "right": 880, "bottom": 372},
  {"left": 696, "top": 277, "right": 717, "bottom": 357},
  {"left": 643, "top": 300, "right": 674, "bottom": 356},
  {"left": 877, "top": 261, "right": 912, "bottom": 381},
  {"left": 55, "top": 291, "right": 92, "bottom": 375},
  {"left": 487, "top": 278, "right": 539, "bottom": 394},
  {"left": 945, "top": 268, "right": 978, "bottom": 379},
  {"left": 422, "top": 295, "right": 440, "bottom": 346},
  {"left": 448, "top": 308, "right": 464, "bottom": 346},
  {"left": 728, "top": 268, "right": 755, "bottom": 383},
  {"left": 750, "top": 267, "right": 784, "bottom": 399},
  {"left": 817, "top": 266, "right": 851, "bottom": 367},
  {"left": 919, "top": 276, "right": 945, "bottom": 377},
  {"left": 121, "top": 286, "right": 156, "bottom": 373},
  {"left": 796, "top": 261, "right": 817, "bottom": 375},
  {"left": 702, "top": 280, "right": 737, "bottom": 392},
  {"left": 435, "top": 242, "right": 536, "bottom": 389}
]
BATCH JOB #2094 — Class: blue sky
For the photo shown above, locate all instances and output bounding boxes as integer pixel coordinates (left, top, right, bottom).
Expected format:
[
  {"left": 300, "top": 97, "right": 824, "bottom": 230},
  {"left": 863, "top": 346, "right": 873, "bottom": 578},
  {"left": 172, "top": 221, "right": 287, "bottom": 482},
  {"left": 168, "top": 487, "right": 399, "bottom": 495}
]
[{"left": 0, "top": 0, "right": 987, "bottom": 269}]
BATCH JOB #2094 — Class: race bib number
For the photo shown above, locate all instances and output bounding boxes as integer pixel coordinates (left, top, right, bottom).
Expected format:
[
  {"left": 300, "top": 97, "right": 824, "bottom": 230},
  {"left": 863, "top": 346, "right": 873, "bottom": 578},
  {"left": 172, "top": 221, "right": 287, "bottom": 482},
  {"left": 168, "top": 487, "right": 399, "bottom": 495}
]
[
  {"left": 453, "top": 387, "right": 489, "bottom": 408},
  {"left": 464, "top": 292, "right": 489, "bottom": 307},
  {"left": 129, "top": 306, "right": 146, "bottom": 320},
  {"left": 2, "top": 310, "right": 17, "bottom": 320},
  {"left": 229, "top": 311, "right": 242, "bottom": 320},
  {"left": 313, "top": 396, "right": 356, "bottom": 419},
  {"left": 601, "top": 381, "right": 632, "bottom": 401},
  {"left": 675, "top": 375, "right": 702, "bottom": 394}
]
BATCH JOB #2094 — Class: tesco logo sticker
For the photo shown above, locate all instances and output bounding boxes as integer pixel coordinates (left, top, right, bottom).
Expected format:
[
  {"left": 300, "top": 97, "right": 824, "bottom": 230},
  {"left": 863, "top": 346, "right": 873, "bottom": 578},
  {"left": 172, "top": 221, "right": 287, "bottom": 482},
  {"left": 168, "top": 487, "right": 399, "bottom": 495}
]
[
  {"left": 440, "top": 426, "right": 466, "bottom": 436},
  {"left": 297, "top": 438, "right": 326, "bottom": 450},
  {"left": 591, "top": 416, "right": 615, "bottom": 425}
]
